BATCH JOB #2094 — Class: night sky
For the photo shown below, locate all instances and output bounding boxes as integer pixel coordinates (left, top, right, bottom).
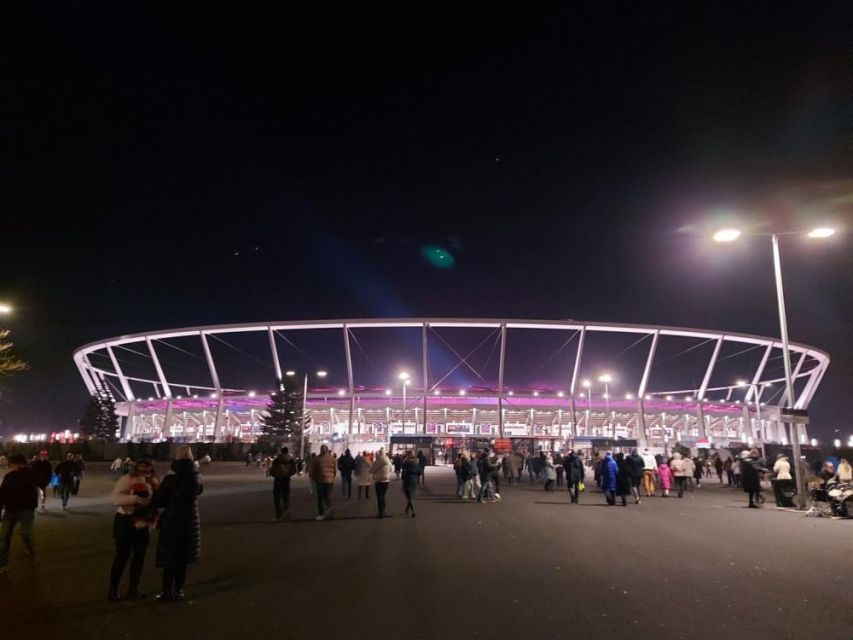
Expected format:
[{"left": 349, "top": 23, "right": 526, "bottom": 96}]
[{"left": 3, "top": 4, "right": 852, "bottom": 439}]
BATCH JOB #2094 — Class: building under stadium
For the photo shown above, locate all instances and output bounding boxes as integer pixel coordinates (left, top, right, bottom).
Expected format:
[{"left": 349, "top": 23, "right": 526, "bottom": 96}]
[{"left": 73, "top": 318, "right": 828, "bottom": 455}]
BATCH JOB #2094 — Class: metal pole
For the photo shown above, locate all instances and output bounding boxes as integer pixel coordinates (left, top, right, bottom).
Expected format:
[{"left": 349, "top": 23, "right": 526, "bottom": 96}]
[
  {"left": 301, "top": 374, "right": 309, "bottom": 458},
  {"left": 422, "top": 324, "right": 429, "bottom": 435},
  {"left": 772, "top": 233, "right": 806, "bottom": 509},
  {"left": 497, "top": 324, "right": 507, "bottom": 439}
]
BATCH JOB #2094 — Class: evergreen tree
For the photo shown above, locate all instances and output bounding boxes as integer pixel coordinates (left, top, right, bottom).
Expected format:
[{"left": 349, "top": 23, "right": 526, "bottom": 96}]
[
  {"left": 79, "top": 388, "right": 119, "bottom": 440},
  {"left": 259, "top": 377, "right": 303, "bottom": 441}
]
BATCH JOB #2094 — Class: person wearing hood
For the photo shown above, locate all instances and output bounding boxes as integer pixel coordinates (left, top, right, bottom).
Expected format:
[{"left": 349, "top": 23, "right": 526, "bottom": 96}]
[
  {"left": 669, "top": 453, "right": 688, "bottom": 498},
  {"left": 640, "top": 449, "right": 657, "bottom": 497},
  {"left": 369, "top": 448, "right": 392, "bottom": 518},
  {"left": 600, "top": 452, "right": 618, "bottom": 506},
  {"left": 741, "top": 449, "right": 767, "bottom": 509},
  {"left": 656, "top": 458, "right": 674, "bottom": 497},
  {"left": 354, "top": 451, "right": 372, "bottom": 500},
  {"left": 153, "top": 446, "right": 203, "bottom": 602},
  {"left": 401, "top": 450, "right": 421, "bottom": 517}
]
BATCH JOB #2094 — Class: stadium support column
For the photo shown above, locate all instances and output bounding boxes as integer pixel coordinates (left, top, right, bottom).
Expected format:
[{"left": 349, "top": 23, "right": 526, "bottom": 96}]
[
  {"left": 422, "top": 323, "right": 429, "bottom": 435},
  {"left": 268, "top": 327, "right": 282, "bottom": 381},
  {"left": 163, "top": 399, "right": 174, "bottom": 440},
  {"left": 124, "top": 401, "right": 136, "bottom": 441},
  {"left": 107, "top": 345, "right": 135, "bottom": 401},
  {"left": 696, "top": 336, "right": 723, "bottom": 439},
  {"left": 200, "top": 331, "right": 223, "bottom": 442},
  {"left": 637, "top": 331, "right": 659, "bottom": 450},
  {"left": 213, "top": 395, "right": 225, "bottom": 443},
  {"left": 343, "top": 325, "right": 355, "bottom": 437},
  {"left": 497, "top": 323, "right": 507, "bottom": 439},
  {"left": 569, "top": 327, "right": 586, "bottom": 439}
]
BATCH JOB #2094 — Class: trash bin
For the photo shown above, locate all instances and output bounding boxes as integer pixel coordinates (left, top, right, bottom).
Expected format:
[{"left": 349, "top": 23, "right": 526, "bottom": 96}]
[{"left": 771, "top": 478, "right": 796, "bottom": 507}]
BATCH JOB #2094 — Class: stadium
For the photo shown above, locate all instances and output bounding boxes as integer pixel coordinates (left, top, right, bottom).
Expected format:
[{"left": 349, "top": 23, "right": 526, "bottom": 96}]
[{"left": 73, "top": 318, "right": 829, "bottom": 456}]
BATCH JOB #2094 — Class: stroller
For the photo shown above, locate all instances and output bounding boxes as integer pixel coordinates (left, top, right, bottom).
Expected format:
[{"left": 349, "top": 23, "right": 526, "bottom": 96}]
[{"left": 827, "top": 481, "right": 853, "bottom": 518}]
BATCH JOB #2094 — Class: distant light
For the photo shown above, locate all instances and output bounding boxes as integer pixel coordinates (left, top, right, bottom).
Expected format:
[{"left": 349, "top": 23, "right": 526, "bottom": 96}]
[
  {"left": 507, "top": 390, "right": 514, "bottom": 396},
  {"left": 760, "top": 402, "right": 766, "bottom": 407},
  {"left": 316, "top": 370, "right": 328, "bottom": 378},
  {"left": 582, "top": 379, "right": 591, "bottom": 388},
  {"left": 579, "top": 392, "right": 585, "bottom": 398},
  {"left": 176, "top": 395, "right": 182, "bottom": 399},
  {"left": 533, "top": 391, "right": 539, "bottom": 397},
  {"left": 684, "top": 396, "right": 692, "bottom": 401},
  {"left": 807, "top": 227, "right": 836, "bottom": 239},
  {"left": 810, "top": 438, "right": 818, "bottom": 447},
  {"left": 210, "top": 392, "right": 217, "bottom": 399},
  {"left": 764, "top": 382, "right": 773, "bottom": 387},
  {"left": 602, "top": 393, "right": 609, "bottom": 399},
  {"left": 285, "top": 370, "right": 296, "bottom": 377},
  {"left": 398, "top": 371, "right": 411, "bottom": 381},
  {"left": 148, "top": 397, "right": 154, "bottom": 401},
  {"left": 713, "top": 228, "right": 741, "bottom": 242},
  {"left": 735, "top": 400, "right": 741, "bottom": 404},
  {"left": 402, "top": 379, "right": 411, "bottom": 386},
  {"left": 433, "top": 389, "right": 440, "bottom": 395},
  {"left": 557, "top": 391, "right": 564, "bottom": 398},
  {"left": 645, "top": 395, "right": 652, "bottom": 401},
  {"left": 384, "top": 389, "right": 392, "bottom": 396},
  {"left": 665, "top": 395, "right": 673, "bottom": 401},
  {"left": 338, "top": 389, "right": 346, "bottom": 396},
  {"left": 598, "top": 373, "right": 612, "bottom": 383},
  {"left": 625, "top": 393, "right": 633, "bottom": 400},
  {"left": 736, "top": 379, "right": 748, "bottom": 387},
  {"left": 459, "top": 389, "right": 466, "bottom": 396},
  {"left": 0, "top": 303, "right": 13, "bottom": 314},
  {"left": 192, "top": 394, "right": 198, "bottom": 399},
  {"left": 719, "top": 399, "right": 725, "bottom": 403},
  {"left": 248, "top": 391, "right": 256, "bottom": 397},
  {"left": 833, "top": 439, "right": 841, "bottom": 448}
]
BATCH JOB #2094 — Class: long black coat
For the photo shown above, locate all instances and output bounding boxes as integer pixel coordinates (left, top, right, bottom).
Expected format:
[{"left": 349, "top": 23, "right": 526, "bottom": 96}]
[
  {"left": 565, "top": 455, "right": 584, "bottom": 483},
  {"left": 740, "top": 457, "right": 765, "bottom": 493},
  {"left": 155, "top": 460, "right": 203, "bottom": 568}
]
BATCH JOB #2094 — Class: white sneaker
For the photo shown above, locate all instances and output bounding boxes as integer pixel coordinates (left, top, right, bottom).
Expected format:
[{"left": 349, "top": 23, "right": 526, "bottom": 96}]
[
  {"left": 315, "top": 514, "right": 325, "bottom": 521},
  {"left": 494, "top": 494, "right": 502, "bottom": 501}
]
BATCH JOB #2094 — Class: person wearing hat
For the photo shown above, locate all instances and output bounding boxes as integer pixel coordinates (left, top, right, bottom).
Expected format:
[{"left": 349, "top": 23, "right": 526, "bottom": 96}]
[
  {"left": 640, "top": 449, "right": 657, "bottom": 497},
  {"left": 740, "top": 449, "right": 767, "bottom": 508},
  {"left": 30, "top": 451, "right": 53, "bottom": 511},
  {"left": 0, "top": 454, "right": 39, "bottom": 573}
]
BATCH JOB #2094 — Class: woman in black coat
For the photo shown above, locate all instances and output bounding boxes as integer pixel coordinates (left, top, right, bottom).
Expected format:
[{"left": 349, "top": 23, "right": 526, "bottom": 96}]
[
  {"left": 614, "top": 453, "right": 632, "bottom": 507},
  {"left": 154, "top": 456, "right": 203, "bottom": 601},
  {"left": 401, "top": 451, "right": 421, "bottom": 517}
]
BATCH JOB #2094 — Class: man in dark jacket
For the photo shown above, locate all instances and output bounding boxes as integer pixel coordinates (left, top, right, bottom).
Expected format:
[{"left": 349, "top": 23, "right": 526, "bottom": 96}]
[
  {"left": 626, "top": 450, "right": 646, "bottom": 504},
  {"left": 55, "top": 453, "right": 79, "bottom": 510},
  {"left": 30, "top": 451, "right": 53, "bottom": 511},
  {"left": 0, "top": 454, "right": 39, "bottom": 572},
  {"left": 416, "top": 451, "right": 427, "bottom": 486},
  {"left": 269, "top": 447, "right": 297, "bottom": 521},
  {"left": 741, "top": 449, "right": 768, "bottom": 509},
  {"left": 565, "top": 450, "right": 585, "bottom": 504},
  {"left": 337, "top": 449, "right": 355, "bottom": 499}
]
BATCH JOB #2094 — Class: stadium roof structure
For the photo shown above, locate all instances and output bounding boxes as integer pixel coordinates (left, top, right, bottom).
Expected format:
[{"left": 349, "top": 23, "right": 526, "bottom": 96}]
[{"left": 74, "top": 318, "right": 829, "bottom": 447}]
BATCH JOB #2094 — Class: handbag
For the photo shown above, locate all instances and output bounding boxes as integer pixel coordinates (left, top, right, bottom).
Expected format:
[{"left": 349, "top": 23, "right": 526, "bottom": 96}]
[{"left": 579, "top": 481, "right": 585, "bottom": 492}]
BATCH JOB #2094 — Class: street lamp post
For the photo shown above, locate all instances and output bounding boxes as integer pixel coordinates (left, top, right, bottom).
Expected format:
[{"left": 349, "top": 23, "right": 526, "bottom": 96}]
[
  {"left": 396, "top": 371, "right": 411, "bottom": 453},
  {"left": 599, "top": 374, "right": 612, "bottom": 438},
  {"left": 582, "top": 379, "right": 592, "bottom": 437},
  {"left": 715, "top": 226, "right": 836, "bottom": 509}
]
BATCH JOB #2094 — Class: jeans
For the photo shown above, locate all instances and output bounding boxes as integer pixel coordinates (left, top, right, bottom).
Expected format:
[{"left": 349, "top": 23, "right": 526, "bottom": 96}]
[
  {"left": 60, "top": 483, "right": 73, "bottom": 507},
  {"left": 375, "top": 482, "right": 389, "bottom": 516},
  {"left": 479, "top": 478, "right": 494, "bottom": 500},
  {"left": 455, "top": 475, "right": 464, "bottom": 497},
  {"left": 109, "top": 514, "right": 149, "bottom": 593},
  {"left": 316, "top": 482, "right": 332, "bottom": 515},
  {"left": 403, "top": 483, "right": 416, "bottom": 514},
  {"left": 341, "top": 474, "right": 353, "bottom": 498},
  {"left": 273, "top": 476, "right": 291, "bottom": 519},
  {"left": 0, "top": 509, "right": 35, "bottom": 568},
  {"left": 675, "top": 477, "right": 687, "bottom": 497},
  {"left": 631, "top": 481, "right": 642, "bottom": 501}
]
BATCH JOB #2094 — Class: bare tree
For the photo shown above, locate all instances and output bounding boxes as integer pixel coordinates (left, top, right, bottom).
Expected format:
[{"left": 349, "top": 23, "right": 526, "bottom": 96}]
[{"left": 0, "top": 329, "right": 28, "bottom": 376}]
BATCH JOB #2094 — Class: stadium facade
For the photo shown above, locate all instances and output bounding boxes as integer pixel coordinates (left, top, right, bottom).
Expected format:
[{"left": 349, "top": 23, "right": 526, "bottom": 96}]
[{"left": 73, "top": 319, "right": 828, "bottom": 454}]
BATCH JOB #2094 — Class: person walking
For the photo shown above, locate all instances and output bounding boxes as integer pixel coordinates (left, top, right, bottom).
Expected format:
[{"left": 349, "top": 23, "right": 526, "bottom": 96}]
[
  {"left": 459, "top": 454, "right": 475, "bottom": 500},
  {"left": 683, "top": 455, "right": 696, "bottom": 490},
  {"left": 310, "top": 445, "right": 336, "bottom": 520},
  {"left": 55, "top": 453, "right": 79, "bottom": 510},
  {"left": 625, "top": 449, "right": 645, "bottom": 504},
  {"left": 670, "top": 453, "right": 688, "bottom": 498},
  {"left": 71, "top": 454, "right": 86, "bottom": 496},
  {"left": 453, "top": 454, "right": 465, "bottom": 497},
  {"left": 108, "top": 459, "right": 155, "bottom": 601},
  {"left": 417, "top": 450, "right": 427, "bottom": 486},
  {"left": 0, "top": 454, "right": 39, "bottom": 573},
  {"left": 691, "top": 456, "right": 703, "bottom": 489},
  {"left": 714, "top": 456, "right": 724, "bottom": 484},
  {"left": 614, "top": 453, "right": 633, "bottom": 507},
  {"left": 543, "top": 455, "right": 557, "bottom": 492},
  {"left": 110, "top": 457, "right": 124, "bottom": 481},
  {"left": 741, "top": 449, "right": 766, "bottom": 509},
  {"left": 401, "top": 451, "right": 420, "bottom": 517},
  {"left": 337, "top": 449, "right": 355, "bottom": 499},
  {"left": 354, "top": 451, "right": 372, "bottom": 500},
  {"left": 565, "top": 450, "right": 584, "bottom": 504},
  {"left": 656, "top": 459, "right": 673, "bottom": 497},
  {"left": 269, "top": 447, "right": 297, "bottom": 521},
  {"left": 724, "top": 457, "right": 734, "bottom": 486},
  {"left": 640, "top": 449, "right": 657, "bottom": 497},
  {"left": 369, "top": 448, "right": 392, "bottom": 518},
  {"left": 600, "top": 452, "right": 618, "bottom": 505},
  {"left": 554, "top": 453, "right": 565, "bottom": 488},
  {"left": 154, "top": 448, "right": 203, "bottom": 602},
  {"left": 30, "top": 451, "right": 52, "bottom": 512},
  {"left": 392, "top": 453, "right": 403, "bottom": 479}
]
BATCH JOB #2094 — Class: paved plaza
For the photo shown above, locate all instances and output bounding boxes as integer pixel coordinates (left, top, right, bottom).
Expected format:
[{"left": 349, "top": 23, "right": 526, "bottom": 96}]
[{"left": 1, "top": 462, "right": 851, "bottom": 640}]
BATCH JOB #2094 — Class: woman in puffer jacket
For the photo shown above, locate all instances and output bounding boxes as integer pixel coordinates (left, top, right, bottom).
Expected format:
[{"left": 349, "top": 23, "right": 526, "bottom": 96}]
[{"left": 369, "top": 449, "right": 392, "bottom": 518}]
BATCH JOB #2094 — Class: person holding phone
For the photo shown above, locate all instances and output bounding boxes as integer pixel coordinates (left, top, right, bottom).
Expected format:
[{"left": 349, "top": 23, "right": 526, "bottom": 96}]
[{"left": 108, "top": 459, "right": 155, "bottom": 601}]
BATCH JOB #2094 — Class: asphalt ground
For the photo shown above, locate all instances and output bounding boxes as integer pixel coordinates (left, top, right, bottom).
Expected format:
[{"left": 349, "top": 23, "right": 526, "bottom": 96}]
[{"left": 1, "top": 462, "right": 851, "bottom": 640}]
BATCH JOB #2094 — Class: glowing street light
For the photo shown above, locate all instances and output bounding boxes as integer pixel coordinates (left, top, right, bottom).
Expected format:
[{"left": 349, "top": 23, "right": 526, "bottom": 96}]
[
  {"left": 285, "top": 370, "right": 296, "bottom": 377},
  {"left": 807, "top": 227, "right": 836, "bottom": 239},
  {"left": 834, "top": 439, "right": 841, "bottom": 448},
  {"left": 713, "top": 228, "right": 741, "bottom": 242},
  {"left": 0, "top": 303, "right": 12, "bottom": 314}
]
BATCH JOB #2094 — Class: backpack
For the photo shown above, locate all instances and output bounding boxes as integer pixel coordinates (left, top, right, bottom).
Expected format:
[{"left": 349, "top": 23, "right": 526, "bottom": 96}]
[{"left": 269, "top": 458, "right": 286, "bottom": 478}]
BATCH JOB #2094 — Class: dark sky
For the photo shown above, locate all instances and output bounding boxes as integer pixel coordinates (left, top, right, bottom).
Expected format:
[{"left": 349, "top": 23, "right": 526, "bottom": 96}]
[{"left": 2, "top": 3, "right": 852, "bottom": 439}]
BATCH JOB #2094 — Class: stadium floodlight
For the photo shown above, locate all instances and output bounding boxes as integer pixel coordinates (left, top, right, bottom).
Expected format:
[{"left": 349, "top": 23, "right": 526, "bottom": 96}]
[
  {"left": 247, "top": 391, "right": 255, "bottom": 397},
  {"left": 713, "top": 228, "right": 741, "bottom": 242},
  {"left": 398, "top": 371, "right": 410, "bottom": 381},
  {"left": 338, "top": 389, "right": 346, "bottom": 396},
  {"left": 316, "top": 370, "right": 328, "bottom": 378},
  {"left": 807, "top": 227, "right": 835, "bottom": 239},
  {"left": 736, "top": 379, "right": 748, "bottom": 387},
  {"left": 285, "top": 370, "right": 296, "bottom": 377},
  {"left": 598, "top": 373, "right": 612, "bottom": 383},
  {"left": 834, "top": 439, "right": 841, "bottom": 448},
  {"left": 459, "top": 389, "right": 466, "bottom": 396},
  {"left": 0, "top": 303, "right": 12, "bottom": 314},
  {"left": 384, "top": 389, "right": 392, "bottom": 396},
  {"left": 557, "top": 391, "right": 564, "bottom": 397},
  {"left": 582, "top": 379, "right": 591, "bottom": 388},
  {"left": 625, "top": 393, "right": 633, "bottom": 400},
  {"left": 533, "top": 391, "right": 540, "bottom": 397}
]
